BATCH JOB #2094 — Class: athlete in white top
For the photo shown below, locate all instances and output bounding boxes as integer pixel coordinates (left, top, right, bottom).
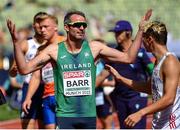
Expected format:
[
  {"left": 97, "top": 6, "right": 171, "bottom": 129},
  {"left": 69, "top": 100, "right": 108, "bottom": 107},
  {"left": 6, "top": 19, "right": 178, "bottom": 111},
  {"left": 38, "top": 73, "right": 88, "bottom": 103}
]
[
  {"left": 23, "top": 38, "right": 42, "bottom": 83},
  {"left": 8, "top": 12, "right": 47, "bottom": 129},
  {"left": 105, "top": 21, "right": 180, "bottom": 129},
  {"left": 151, "top": 52, "right": 180, "bottom": 129}
]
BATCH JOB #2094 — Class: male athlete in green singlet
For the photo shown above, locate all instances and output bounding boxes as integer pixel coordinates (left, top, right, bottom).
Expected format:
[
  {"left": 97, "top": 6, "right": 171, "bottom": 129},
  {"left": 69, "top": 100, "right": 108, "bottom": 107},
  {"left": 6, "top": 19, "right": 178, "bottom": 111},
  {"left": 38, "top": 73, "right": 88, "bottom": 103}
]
[
  {"left": 54, "top": 40, "right": 96, "bottom": 119},
  {"left": 7, "top": 9, "right": 152, "bottom": 129}
]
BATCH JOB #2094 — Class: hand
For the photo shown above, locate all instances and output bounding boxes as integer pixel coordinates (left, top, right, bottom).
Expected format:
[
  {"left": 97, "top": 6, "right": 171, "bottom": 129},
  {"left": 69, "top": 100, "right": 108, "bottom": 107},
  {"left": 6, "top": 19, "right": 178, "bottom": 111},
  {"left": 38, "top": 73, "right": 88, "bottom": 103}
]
[
  {"left": 22, "top": 99, "right": 32, "bottom": 114},
  {"left": 139, "top": 9, "right": 152, "bottom": 31},
  {"left": 6, "top": 19, "right": 18, "bottom": 43},
  {"left": 124, "top": 111, "right": 143, "bottom": 128},
  {"left": 105, "top": 64, "right": 121, "bottom": 80},
  {"left": 9, "top": 65, "right": 18, "bottom": 77}
]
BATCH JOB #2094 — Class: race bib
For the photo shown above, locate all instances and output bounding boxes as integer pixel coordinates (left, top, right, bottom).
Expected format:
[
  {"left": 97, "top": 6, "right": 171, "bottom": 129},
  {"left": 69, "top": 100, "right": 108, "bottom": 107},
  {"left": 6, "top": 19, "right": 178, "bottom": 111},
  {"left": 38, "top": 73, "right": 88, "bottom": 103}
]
[{"left": 63, "top": 70, "right": 92, "bottom": 96}]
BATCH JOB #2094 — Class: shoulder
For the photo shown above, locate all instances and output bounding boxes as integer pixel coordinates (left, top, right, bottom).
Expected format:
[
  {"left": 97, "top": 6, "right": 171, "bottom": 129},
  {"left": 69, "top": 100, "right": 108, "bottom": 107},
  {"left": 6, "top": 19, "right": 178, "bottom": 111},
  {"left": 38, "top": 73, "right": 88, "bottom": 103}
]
[
  {"left": 37, "top": 44, "right": 47, "bottom": 53},
  {"left": 89, "top": 40, "right": 106, "bottom": 49},
  {"left": 48, "top": 43, "right": 59, "bottom": 54},
  {"left": 48, "top": 42, "right": 58, "bottom": 49},
  {"left": 164, "top": 54, "right": 179, "bottom": 66},
  {"left": 19, "top": 39, "right": 29, "bottom": 53},
  {"left": 38, "top": 42, "right": 58, "bottom": 53},
  {"left": 162, "top": 54, "right": 180, "bottom": 74}
]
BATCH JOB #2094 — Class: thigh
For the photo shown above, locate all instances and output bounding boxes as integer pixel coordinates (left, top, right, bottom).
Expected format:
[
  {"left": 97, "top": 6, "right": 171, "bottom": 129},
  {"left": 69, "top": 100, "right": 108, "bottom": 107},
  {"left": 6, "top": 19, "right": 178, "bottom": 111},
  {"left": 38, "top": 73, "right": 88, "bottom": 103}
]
[
  {"left": 42, "top": 96, "right": 56, "bottom": 125},
  {"left": 21, "top": 83, "right": 43, "bottom": 120}
]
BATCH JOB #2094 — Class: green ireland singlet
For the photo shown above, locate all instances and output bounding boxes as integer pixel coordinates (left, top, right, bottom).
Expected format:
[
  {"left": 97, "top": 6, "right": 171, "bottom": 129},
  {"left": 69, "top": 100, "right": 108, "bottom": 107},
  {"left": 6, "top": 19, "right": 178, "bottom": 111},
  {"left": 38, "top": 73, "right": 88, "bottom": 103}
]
[{"left": 53, "top": 40, "right": 96, "bottom": 117}]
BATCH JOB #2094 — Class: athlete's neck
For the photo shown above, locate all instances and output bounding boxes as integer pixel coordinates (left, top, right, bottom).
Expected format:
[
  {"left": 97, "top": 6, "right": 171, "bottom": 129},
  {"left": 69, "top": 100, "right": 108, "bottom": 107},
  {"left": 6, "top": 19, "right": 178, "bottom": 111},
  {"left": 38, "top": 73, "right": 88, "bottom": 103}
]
[
  {"left": 47, "top": 33, "right": 59, "bottom": 45},
  {"left": 119, "top": 39, "right": 132, "bottom": 52},
  {"left": 65, "top": 39, "right": 83, "bottom": 54},
  {"left": 153, "top": 45, "right": 168, "bottom": 63}
]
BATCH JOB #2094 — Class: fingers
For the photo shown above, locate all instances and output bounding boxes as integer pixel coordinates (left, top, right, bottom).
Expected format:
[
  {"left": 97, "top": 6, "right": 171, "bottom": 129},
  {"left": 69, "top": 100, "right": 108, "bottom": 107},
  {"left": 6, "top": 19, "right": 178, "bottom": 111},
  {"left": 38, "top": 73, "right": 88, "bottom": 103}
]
[
  {"left": 124, "top": 117, "right": 136, "bottom": 128},
  {"left": 104, "top": 64, "right": 111, "bottom": 70},
  {"left": 144, "top": 9, "right": 152, "bottom": 21},
  {"left": 105, "top": 64, "right": 119, "bottom": 77},
  {"left": 22, "top": 101, "right": 31, "bottom": 114},
  {"left": 7, "top": 19, "right": 15, "bottom": 36},
  {"left": 6, "top": 19, "right": 15, "bottom": 33},
  {"left": 6, "top": 19, "right": 18, "bottom": 43},
  {"left": 6, "top": 19, "right": 13, "bottom": 31},
  {"left": 139, "top": 9, "right": 152, "bottom": 31}
]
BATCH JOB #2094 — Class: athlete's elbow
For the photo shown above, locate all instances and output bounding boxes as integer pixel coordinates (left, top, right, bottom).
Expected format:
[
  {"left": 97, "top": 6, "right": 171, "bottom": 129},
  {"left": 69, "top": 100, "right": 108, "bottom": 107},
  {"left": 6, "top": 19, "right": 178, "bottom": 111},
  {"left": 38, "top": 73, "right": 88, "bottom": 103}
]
[
  {"left": 126, "top": 58, "right": 135, "bottom": 64},
  {"left": 165, "top": 96, "right": 175, "bottom": 106},
  {"left": 18, "top": 68, "right": 31, "bottom": 75},
  {"left": 18, "top": 70, "right": 28, "bottom": 75},
  {"left": 130, "top": 58, "right": 136, "bottom": 63},
  {"left": 168, "top": 98, "right": 175, "bottom": 105}
]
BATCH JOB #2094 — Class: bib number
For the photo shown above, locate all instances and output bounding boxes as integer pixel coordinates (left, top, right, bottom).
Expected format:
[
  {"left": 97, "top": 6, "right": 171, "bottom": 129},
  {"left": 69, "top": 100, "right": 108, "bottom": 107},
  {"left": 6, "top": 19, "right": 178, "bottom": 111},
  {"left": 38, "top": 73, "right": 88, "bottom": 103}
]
[{"left": 63, "top": 70, "right": 92, "bottom": 96}]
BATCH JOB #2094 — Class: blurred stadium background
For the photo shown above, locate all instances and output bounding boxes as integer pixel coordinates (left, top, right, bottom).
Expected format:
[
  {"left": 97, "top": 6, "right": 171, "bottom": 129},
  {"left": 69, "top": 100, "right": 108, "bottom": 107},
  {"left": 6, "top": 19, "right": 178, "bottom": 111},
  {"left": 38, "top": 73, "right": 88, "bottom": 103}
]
[
  {"left": 1, "top": 0, "right": 180, "bottom": 49},
  {"left": 0, "top": 0, "right": 180, "bottom": 126}
]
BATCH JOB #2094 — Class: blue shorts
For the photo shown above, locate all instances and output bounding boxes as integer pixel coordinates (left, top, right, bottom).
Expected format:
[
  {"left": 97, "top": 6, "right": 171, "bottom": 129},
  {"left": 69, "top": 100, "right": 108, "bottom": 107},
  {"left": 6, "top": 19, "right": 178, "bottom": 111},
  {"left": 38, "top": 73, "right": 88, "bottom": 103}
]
[
  {"left": 42, "top": 95, "right": 56, "bottom": 125},
  {"left": 20, "top": 83, "right": 43, "bottom": 119},
  {"left": 56, "top": 117, "right": 96, "bottom": 129}
]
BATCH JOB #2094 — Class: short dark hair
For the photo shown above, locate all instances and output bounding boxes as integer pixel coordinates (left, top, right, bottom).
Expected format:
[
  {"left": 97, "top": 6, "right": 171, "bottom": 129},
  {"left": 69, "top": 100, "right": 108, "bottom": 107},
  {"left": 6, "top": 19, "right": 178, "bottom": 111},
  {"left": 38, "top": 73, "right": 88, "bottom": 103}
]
[
  {"left": 143, "top": 21, "right": 167, "bottom": 45},
  {"left": 64, "top": 10, "right": 86, "bottom": 25}
]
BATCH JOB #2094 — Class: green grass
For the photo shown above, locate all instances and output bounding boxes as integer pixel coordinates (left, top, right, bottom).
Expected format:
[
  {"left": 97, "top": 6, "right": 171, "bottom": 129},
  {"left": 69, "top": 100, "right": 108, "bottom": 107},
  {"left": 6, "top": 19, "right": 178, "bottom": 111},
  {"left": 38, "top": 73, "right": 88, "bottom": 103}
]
[{"left": 0, "top": 103, "right": 19, "bottom": 121}]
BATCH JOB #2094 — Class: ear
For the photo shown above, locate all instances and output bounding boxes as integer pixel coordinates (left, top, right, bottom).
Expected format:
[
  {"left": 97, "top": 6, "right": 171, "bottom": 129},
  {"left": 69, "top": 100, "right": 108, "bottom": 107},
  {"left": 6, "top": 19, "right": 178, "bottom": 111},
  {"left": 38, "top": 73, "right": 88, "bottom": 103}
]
[
  {"left": 54, "top": 27, "right": 58, "bottom": 31},
  {"left": 126, "top": 31, "right": 131, "bottom": 38},
  {"left": 148, "top": 36, "right": 154, "bottom": 43},
  {"left": 64, "top": 24, "right": 69, "bottom": 32},
  {"left": 32, "top": 24, "right": 35, "bottom": 28}
]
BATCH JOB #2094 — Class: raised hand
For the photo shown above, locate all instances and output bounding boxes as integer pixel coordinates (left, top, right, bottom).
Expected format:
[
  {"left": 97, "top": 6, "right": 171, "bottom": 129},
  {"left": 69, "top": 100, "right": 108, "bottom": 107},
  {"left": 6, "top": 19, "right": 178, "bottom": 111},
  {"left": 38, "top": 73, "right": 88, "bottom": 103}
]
[
  {"left": 6, "top": 19, "right": 18, "bottom": 43},
  {"left": 139, "top": 9, "right": 153, "bottom": 31},
  {"left": 144, "top": 9, "right": 152, "bottom": 21}
]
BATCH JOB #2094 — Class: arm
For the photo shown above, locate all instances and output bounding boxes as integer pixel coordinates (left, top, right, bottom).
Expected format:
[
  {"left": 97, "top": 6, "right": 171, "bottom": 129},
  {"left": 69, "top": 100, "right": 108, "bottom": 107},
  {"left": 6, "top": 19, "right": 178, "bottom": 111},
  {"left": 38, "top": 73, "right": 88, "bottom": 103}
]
[
  {"left": 105, "top": 64, "right": 151, "bottom": 94},
  {"left": 9, "top": 40, "right": 28, "bottom": 77},
  {"left": 22, "top": 70, "right": 41, "bottom": 114},
  {"left": 98, "top": 9, "right": 152, "bottom": 63},
  {"left": 101, "top": 78, "right": 115, "bottom": 87},
  {"left": 7, "top": 19, "right": 51, "bottom": 74},
  {"left": 96, "top": 69, "right": 111, "bottom": 87},
  {"left": 124, "top": 56, "right": 180, "bottom": 128},
  {"left": 9, "top": 77, "right": 22, "bottom": 89}
]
